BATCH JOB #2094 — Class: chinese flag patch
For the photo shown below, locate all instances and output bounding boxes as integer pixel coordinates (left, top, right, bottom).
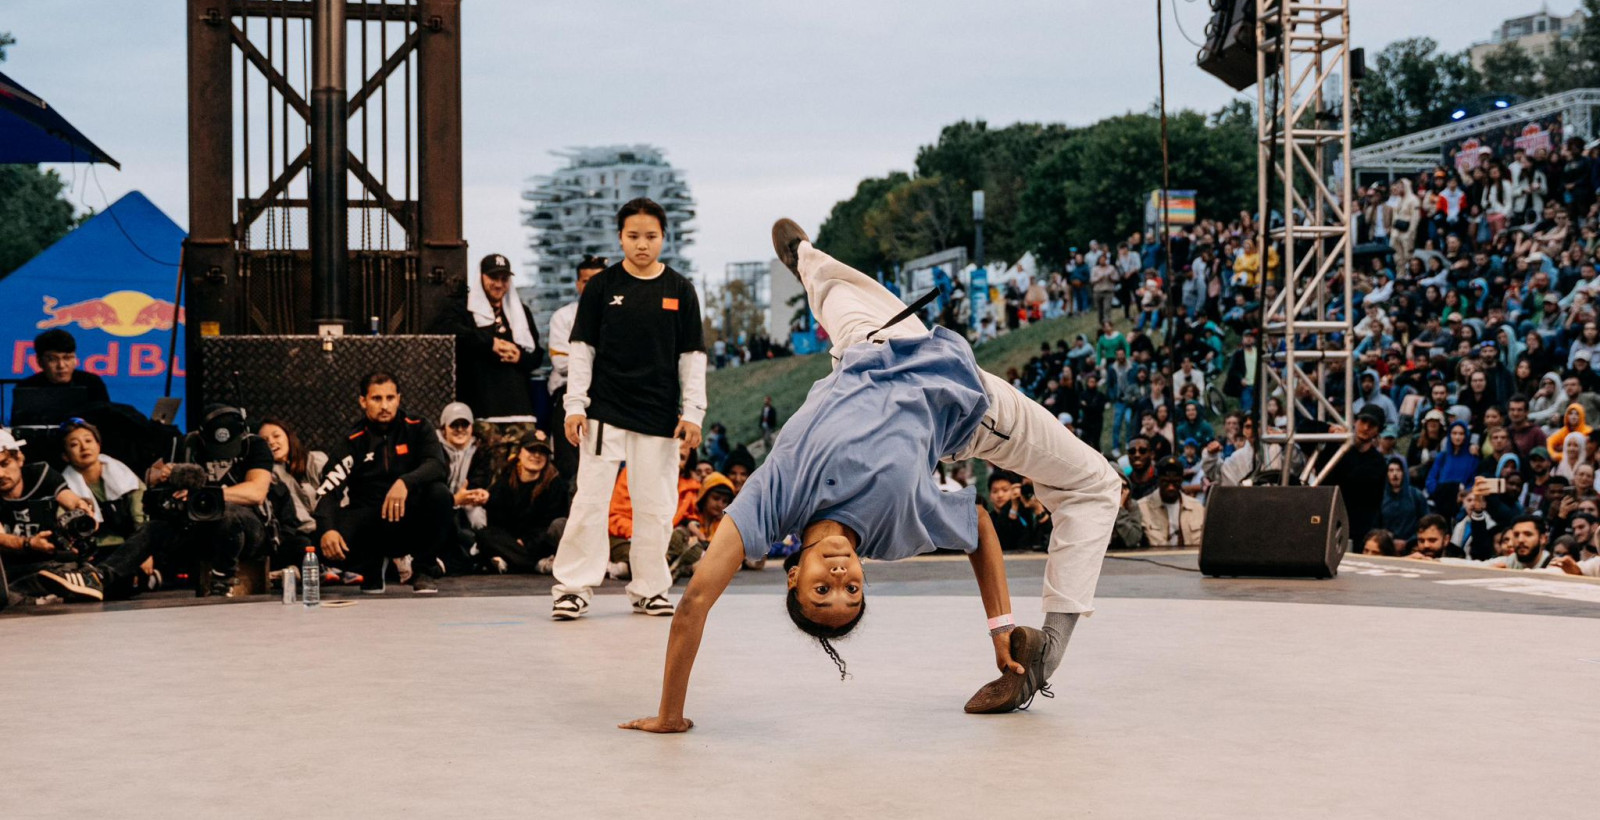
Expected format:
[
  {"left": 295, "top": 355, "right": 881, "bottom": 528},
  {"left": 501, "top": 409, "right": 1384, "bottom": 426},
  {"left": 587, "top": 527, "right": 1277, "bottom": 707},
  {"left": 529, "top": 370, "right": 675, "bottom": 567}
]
[
  {"left": 395, "top": 444, "right": 409, "bottom": 455},
  {"left": 662, "top": 298, "right": 679, "bottom": 311}
]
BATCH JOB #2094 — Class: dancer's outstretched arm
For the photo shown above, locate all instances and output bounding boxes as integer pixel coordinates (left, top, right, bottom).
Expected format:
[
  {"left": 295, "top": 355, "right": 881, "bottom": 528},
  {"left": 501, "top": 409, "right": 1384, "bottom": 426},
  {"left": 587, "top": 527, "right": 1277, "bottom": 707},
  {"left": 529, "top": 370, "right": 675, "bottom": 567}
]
[
  {"left": 970, "top": 506, "right": 1024, "bottom": 676},
  {"left": 619, "top": 519, "right": 746, "bottom": 734}
]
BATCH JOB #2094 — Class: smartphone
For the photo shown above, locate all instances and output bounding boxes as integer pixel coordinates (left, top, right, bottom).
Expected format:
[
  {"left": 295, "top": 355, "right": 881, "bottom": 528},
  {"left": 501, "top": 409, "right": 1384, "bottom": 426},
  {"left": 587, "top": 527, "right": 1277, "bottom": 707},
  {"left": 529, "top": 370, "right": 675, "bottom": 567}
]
[{"left": 1480, "top": 477, "right": 1506, "bottom": 495}]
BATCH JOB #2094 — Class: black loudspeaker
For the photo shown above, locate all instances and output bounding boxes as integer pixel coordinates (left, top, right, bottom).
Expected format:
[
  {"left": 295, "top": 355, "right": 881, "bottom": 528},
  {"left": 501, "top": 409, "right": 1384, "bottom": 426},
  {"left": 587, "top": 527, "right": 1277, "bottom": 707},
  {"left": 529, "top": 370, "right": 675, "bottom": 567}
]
[{"left": 1199, "top": 485, "right": 1348, "bottom": 578}]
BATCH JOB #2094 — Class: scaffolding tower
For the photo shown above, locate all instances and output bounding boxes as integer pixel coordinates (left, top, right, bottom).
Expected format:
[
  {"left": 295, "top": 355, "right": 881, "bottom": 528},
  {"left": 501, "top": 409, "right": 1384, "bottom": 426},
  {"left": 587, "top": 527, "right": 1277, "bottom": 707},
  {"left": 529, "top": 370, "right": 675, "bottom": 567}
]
[{"left": 1255, "top": 0, "right": 1355, "bottom": 484}]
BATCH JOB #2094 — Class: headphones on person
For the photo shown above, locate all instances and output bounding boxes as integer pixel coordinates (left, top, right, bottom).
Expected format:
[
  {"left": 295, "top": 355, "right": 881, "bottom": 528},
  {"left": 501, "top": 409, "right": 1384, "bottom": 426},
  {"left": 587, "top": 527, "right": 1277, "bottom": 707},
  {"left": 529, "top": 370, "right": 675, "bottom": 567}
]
[{"left": 199, "top": 404, "right": 248, "bottom": 451}]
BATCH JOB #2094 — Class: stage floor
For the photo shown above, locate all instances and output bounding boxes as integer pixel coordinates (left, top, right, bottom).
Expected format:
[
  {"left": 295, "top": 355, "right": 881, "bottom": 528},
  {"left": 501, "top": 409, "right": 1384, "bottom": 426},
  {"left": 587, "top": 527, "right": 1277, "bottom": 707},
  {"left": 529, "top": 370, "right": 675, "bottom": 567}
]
[{"left": 4, "top": 553, "right": 1597, "bottom": 819}]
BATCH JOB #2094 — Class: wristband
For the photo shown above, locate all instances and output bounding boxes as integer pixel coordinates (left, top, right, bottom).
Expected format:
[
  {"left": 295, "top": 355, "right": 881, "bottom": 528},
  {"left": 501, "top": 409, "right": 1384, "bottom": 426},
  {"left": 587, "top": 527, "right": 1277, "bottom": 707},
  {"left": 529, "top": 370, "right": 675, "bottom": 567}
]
[{"left": 987, "top": 614, "right": 1015, "bottom": 632}]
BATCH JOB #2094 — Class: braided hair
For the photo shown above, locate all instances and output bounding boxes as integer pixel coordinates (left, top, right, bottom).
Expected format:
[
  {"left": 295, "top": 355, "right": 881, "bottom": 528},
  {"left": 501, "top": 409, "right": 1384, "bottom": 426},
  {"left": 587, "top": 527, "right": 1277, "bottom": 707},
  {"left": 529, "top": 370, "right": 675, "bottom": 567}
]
[{"left": 783, "top": 549, "right": 866, "bottom": 681}]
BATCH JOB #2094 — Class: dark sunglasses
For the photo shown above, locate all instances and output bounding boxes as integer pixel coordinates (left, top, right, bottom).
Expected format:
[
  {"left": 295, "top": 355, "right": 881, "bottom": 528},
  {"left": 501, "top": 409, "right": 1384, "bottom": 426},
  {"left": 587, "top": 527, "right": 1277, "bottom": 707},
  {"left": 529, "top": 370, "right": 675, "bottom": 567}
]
[
  {"left": 58, "top": 416, "right": 89, "bottom": 431},
  {"left": 1129, "top": 446, "right": 1151, "bottom": 453},
  {"left": 447, "top": 420, "right": 472, "bottom": 430}
]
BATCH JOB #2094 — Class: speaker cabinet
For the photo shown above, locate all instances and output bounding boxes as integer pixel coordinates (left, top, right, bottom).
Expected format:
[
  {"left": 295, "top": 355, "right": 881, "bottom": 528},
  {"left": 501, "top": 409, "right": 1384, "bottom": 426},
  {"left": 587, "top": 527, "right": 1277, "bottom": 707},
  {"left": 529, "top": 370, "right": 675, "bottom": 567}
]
[{"left": 1199, "top": 485, "right": 1347, "bottom": 578}]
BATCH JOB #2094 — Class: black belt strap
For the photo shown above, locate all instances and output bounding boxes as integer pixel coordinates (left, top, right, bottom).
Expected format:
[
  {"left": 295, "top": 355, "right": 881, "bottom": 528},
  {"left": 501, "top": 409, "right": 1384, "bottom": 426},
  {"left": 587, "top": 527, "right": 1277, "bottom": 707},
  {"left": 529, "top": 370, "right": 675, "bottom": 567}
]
[{"left": 867, "top": 288, "right": 941, "bottom": 341}]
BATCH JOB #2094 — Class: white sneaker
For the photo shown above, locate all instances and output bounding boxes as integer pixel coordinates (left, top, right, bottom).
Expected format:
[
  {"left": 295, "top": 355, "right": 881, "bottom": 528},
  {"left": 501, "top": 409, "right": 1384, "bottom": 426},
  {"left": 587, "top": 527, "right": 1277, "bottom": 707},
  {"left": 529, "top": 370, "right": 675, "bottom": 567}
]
[
  {"left": 606, "top": 561, "right": 631, "bottom": 581},
  {"left": 632, "top": 594, "right": 675, "bottom": 616},
  {"left": 534, "top": 556, "right": 555, "bottom": 575},
  {"left": 551, "top": 594, "right": 589, "bottom": 620}
]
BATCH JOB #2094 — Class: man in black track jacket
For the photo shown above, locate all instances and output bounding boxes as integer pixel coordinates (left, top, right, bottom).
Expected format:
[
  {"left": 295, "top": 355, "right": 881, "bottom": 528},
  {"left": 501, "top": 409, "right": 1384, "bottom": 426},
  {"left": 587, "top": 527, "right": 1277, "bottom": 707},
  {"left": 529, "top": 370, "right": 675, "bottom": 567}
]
[{"left": 315, "top": 372, "right": 453, "bottom": 593}]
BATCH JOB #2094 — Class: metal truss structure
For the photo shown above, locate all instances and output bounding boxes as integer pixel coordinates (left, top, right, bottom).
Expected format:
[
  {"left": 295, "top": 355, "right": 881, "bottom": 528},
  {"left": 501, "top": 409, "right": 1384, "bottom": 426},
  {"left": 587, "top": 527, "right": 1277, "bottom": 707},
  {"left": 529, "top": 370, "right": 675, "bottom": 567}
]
[
  {"left": 1255, "top": 0, "right": 1355, "bottom": 484},
  {"left": 1352, "top": 88, "right": 1600, "bottom": 175}
]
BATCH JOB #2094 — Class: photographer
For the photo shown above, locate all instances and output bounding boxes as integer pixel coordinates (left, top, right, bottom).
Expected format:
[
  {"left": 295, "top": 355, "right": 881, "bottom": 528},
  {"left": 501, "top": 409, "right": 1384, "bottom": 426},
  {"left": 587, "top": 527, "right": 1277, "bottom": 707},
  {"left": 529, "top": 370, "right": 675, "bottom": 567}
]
[
  {"left": 314, "top": 372, "right": 452, "bottom": 594},
  {"left": 139, "top": 405, "right": 274, "bottom": 597},
  {"left": 986, "top": 470, "right": 1048, "bottom": 552},
  {"left": 0, "top": 427, "right": 108, "bottom": 606},
  {"left": 60, "top": 420, "right": 145, "bottom": 557}
]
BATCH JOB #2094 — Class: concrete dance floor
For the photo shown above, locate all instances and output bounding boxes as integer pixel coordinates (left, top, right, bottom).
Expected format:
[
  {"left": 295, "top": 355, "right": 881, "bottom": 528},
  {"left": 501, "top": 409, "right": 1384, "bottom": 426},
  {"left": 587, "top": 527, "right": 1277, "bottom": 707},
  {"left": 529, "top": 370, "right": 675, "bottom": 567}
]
[{"left": 4, "top": 553, "right": 1597, "bottom": 819}]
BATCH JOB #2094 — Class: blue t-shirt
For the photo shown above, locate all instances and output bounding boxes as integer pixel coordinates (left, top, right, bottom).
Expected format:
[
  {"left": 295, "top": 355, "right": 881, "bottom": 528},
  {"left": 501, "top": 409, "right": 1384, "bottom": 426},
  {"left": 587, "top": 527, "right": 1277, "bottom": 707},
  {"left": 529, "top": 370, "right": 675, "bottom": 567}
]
[{"left": 725, "top": 327, "right": 990, "bottom": 561}]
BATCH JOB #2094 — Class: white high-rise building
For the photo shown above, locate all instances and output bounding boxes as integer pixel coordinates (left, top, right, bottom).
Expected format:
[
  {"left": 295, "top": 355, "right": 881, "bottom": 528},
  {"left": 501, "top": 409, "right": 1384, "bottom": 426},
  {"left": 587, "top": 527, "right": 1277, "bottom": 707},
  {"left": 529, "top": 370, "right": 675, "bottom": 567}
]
[{"left": 521, "top": 145, "right": 696, "bottom": 336}]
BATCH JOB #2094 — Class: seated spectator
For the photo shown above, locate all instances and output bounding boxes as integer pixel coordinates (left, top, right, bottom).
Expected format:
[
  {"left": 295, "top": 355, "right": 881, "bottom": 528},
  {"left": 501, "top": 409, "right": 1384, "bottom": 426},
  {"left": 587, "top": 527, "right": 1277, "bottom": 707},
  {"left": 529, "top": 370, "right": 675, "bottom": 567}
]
[
  {"left": 435, "top": 402, "right": 494, "bottom": 573},
  {"left": 1405, "top": 514, "right": 1458, "bottom": 560},
  {"left": 136, "top": 404, "right": 275, "bottom": 597},
  {"left": 314, "top": 373, "right": 452, "bottom": 594},
  {"left": 1361, "top": 529, "right": 1397, "bottom": 556},
  {"left": 1174, "top": 401, "right": 1214, "bottom": 445},
  {"left": 1547, "top": 404, "right": 1591, "bottom": 464},
  {"left": 476, "top": 431, "right": 569, "bottom": 574},
  {"left": 258, "top": 417, "right": 357, "bottom": 585},
  {"left": 1426, "top": 421, "right": 1478, "bottom": 516},
  {"left": 1380, "top": 456, "right": 1428, "bottom": 551},
  {"left": 985, "top": 469, "right": 1043, "bottom": 552},
  {"left": 724, "top": 446, "right": 756, "bottom": 494},
  {"left": 1109, "top": 472, "right": 1145, "bottom": 550},
  {"left": 59, "top": 420, "right": 145, "bottom": 557},
  {"left": 668, "top": 470, "right": 732, "bottom": 581},
  {"left": 1477, "top": 515, "right": 1552, "bottom": 570},
  {"left": 1122, "top": 436, "right": 1159, "bottom": 499},
  {"left": 1136, "top": 456, "right": 1205, "bottom": 548},
  {"left": 0, "top": 427, "right": 111, "bottom": 607},
  {"left": 1554, "top": 431, "right": 1589, "bottom": 481},
  {"left": 19, "top": 329, "right": 111, "bottom": 404}
]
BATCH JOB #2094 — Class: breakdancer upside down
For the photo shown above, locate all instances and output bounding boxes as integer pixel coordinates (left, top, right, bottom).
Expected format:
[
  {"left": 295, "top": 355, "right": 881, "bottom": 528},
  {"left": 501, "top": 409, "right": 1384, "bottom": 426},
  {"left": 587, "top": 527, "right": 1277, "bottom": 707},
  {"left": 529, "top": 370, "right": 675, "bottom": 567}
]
[{"left": 620, "top": 220, "right": 1120, "bottom": 733}]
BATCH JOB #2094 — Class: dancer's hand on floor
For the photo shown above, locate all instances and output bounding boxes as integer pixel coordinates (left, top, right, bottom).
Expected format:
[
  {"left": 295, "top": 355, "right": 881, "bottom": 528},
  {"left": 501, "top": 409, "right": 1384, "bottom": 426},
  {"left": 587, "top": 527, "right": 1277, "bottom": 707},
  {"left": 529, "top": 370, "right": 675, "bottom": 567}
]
[
  {"left": 619, "top": 716, "right": 694, "bottom": 733},
  {"left": 992, "top": 631, "right": 1025, "bottom": 676}
]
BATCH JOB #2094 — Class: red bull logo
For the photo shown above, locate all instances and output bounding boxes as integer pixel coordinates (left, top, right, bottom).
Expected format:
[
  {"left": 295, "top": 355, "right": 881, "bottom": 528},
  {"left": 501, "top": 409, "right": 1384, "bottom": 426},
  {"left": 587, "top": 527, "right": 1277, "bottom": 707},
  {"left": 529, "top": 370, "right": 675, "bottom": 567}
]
[{"left": 38, "top": 291, "right": 185, "bottom": 336}]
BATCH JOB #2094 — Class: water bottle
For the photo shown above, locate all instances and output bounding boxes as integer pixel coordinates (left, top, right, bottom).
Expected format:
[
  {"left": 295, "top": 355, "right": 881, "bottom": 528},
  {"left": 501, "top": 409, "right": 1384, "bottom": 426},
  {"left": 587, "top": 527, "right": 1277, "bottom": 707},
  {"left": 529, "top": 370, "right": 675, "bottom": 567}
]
[{"left": 302, "top": 547, "right": 321, "bottom": 607}]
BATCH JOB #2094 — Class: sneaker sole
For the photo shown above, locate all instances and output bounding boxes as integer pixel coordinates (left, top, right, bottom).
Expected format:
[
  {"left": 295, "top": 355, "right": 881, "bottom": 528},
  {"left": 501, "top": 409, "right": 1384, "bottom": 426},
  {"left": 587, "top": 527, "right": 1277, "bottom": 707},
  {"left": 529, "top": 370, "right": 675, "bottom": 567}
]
[
  {"left": 962, "top": 627, "right": 1048, "bottom": 714},
  {"left": 551, "top": 609, "right": 586, "bottom": 620},
  {"left": 36, "top": 569, "right": 104, "bottom": 602}
]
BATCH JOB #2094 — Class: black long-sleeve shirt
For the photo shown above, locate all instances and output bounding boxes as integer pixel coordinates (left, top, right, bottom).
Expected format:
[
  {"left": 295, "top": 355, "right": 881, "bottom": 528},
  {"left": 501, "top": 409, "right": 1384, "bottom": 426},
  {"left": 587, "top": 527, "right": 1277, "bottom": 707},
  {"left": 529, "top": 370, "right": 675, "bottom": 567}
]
[
  {"left": 314, "top": 411, "right": 446, "bottom": 530},
  {"left": 430, "top": 298, "right": 542, "bottom": 419}
]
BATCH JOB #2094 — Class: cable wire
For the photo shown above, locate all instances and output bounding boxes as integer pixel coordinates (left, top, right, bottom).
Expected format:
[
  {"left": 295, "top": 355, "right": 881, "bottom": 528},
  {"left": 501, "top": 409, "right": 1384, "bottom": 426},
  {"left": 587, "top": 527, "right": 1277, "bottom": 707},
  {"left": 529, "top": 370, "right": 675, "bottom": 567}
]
[
  {"left": 1171, "top": 0, "right": 1206, "bottom": 49},
  {"left": 88, "top": 164, "right": 181, "bottom": 267}
]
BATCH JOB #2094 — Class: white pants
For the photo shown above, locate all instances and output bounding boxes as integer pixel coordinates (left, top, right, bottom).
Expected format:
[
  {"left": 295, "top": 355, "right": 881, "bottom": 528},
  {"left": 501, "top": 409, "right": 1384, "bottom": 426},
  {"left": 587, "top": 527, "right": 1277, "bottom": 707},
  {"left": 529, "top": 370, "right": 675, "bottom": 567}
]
[
  {"left": 800, "top": 242, "right": 1121, "bottom": 614},
  {"left": 551, "top": 420, "right": 678, "bottom": 603}
]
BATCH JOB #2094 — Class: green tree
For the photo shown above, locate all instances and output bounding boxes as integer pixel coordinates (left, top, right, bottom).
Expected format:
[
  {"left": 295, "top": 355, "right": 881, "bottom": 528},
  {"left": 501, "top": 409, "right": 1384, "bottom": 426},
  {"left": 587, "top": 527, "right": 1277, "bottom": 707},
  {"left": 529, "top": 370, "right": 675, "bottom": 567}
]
[
  {"left": 862, "top": 175, "right": 969, "bottom": 263},
  {"left": 911, "top": 120, "right": 1074, "bottom": 263},
  {"left": 1479, "top": 42, "right": 1544, "bottom": 98},
  {"left": 701, "top": 278, "right": 768, "bottom": 346},
  {"left": 0, "top": 32, "right": 81, "bottom": 277},
  {"left": 1017, "top": 106, "right": 1254, "bottom": 260},
  {"left": 1356, "top": 37, "right": 1484, "bottom": 146},
  {"left": 814, "top": 172, "right": 908, "bottom": 275}
]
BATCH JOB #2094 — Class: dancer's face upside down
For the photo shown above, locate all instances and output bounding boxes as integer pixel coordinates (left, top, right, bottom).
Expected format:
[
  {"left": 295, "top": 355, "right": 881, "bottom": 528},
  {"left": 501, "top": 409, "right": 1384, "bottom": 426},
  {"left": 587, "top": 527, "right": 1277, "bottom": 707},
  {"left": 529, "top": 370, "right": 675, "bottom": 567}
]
[{"left": 787, "top": 535, "right": 866, "bottom": 629}]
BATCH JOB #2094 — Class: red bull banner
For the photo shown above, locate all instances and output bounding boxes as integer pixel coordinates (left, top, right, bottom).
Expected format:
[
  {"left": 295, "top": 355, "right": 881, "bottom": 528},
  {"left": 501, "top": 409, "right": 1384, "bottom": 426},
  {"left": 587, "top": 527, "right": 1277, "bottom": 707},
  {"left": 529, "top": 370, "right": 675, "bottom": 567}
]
[{"left": 1, "top": 192, "right": 186, "bottom": 419}]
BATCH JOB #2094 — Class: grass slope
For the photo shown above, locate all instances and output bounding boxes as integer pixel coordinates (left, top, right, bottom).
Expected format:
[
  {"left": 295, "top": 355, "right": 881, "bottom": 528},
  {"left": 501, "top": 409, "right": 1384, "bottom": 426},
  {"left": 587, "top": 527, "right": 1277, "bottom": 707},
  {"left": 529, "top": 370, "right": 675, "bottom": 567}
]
[{"left": 705, "top": 312, "right": 1101, "bottom": 454}]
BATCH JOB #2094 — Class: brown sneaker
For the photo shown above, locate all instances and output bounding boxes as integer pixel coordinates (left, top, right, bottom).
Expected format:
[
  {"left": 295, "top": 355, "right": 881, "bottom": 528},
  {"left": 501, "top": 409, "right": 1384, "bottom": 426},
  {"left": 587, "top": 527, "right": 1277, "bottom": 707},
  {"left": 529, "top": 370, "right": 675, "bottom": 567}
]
[
  {"left": 962, "top": 626, "right": 1048, "bottom": 714},
  {"left": 771, "top": 218, "right": 810, "bottom": 279}
]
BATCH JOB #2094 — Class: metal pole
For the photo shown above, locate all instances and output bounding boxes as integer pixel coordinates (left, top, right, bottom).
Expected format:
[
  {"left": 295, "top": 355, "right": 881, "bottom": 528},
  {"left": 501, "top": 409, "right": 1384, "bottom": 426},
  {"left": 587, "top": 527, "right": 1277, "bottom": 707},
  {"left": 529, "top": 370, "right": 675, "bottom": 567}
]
[{"left": 310, "top": 0, "right": 348, "bottom": 334}]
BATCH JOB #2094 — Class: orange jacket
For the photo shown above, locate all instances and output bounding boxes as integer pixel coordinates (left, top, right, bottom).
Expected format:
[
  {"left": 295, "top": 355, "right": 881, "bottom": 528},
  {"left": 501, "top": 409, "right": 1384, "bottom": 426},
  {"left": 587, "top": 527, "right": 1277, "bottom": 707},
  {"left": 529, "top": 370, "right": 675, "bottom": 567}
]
[{"left": 608, "top": 467, "right": 703, "bottom": 539}]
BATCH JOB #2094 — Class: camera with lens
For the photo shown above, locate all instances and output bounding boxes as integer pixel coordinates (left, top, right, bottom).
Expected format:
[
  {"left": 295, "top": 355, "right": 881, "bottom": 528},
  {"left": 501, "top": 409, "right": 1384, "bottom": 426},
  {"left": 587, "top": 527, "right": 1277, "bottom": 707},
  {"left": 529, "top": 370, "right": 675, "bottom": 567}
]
[{"left": 145, "top": 463, "right": 226, "bottom": 523}]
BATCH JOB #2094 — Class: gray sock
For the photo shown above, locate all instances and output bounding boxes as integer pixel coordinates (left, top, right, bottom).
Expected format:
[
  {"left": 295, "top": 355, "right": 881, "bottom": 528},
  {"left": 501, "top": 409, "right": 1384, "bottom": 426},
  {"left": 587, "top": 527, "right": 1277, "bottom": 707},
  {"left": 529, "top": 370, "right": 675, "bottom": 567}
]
[{"left": 1040, "top": 612, "right": 1080, "bottom": 678}]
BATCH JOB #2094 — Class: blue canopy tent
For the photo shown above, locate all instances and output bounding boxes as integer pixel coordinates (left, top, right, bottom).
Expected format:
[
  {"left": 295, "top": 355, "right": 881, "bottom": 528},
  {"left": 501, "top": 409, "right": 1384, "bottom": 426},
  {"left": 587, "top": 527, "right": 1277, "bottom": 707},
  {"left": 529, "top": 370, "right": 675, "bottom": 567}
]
[
  {"left": 0, "top": 191, "right": 185, "bottom": 420},
  {"left": 0, "top": 68, "right": 119, "bottom": 167}
]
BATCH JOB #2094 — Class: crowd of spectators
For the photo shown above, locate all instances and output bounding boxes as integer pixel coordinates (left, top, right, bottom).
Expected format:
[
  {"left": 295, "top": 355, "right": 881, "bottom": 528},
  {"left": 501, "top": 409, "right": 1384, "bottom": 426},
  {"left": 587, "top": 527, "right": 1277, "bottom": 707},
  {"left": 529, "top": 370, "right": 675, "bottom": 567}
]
[
  {"left": 924, "top": 138, "right": 1599, "bottom": 578},
  {"left": 10, "top": 144, "right": 1600, "bottom": 610}
]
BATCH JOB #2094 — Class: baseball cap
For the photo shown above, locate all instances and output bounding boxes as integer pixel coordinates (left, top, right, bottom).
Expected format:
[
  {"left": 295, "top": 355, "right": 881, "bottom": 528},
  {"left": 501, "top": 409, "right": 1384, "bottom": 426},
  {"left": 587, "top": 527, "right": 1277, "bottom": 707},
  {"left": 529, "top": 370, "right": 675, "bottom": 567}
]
[
  {"left": 440, "top": 401, "right": 474, "bottom": 428},
  {"left": 1356, "top": 404, "right": 1387, "bottom": 426},
  {"left": 1530, "top": 446, "right": 1551, "bottom": 461},
  {"left": 1058, "top": 412, "right": 1074, "bottom": 425},
  {"left": 0, "top": 427, "right": 26, "bottom": 452},
  {"left": 1155, "top": 455, "right": 1185, "bottom": 478},
  {"left": 520, "top": 429, "right": 554, "bottom": 453},
  {"left": 479, "top": 253, "right": 513, "bottom": 277},
  {"left": 199, "top": 404, "right": 247, "bottom": 459},
  {"left": 1381, "top": 425, "right": 1399, "bottom": 439}
]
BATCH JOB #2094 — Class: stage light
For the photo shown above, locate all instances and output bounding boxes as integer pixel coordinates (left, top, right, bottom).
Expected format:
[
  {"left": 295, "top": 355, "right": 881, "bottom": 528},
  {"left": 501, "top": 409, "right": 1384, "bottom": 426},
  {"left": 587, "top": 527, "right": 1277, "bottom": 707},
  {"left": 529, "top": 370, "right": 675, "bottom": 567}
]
[
  {"left": 1451, "top": 109, "right": 1468, "bottom": 120},
  {"left": 1493, "top": 99, "right": 1510, "bottom": 109}
]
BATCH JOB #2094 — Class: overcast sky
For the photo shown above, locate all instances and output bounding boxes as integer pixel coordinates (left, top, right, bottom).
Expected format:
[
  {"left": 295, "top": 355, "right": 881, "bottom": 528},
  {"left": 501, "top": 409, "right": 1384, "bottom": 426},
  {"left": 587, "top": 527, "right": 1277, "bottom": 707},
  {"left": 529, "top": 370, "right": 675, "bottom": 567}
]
[{"left": 7, "top": 0, "right": 1525, "bottom": 292}]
